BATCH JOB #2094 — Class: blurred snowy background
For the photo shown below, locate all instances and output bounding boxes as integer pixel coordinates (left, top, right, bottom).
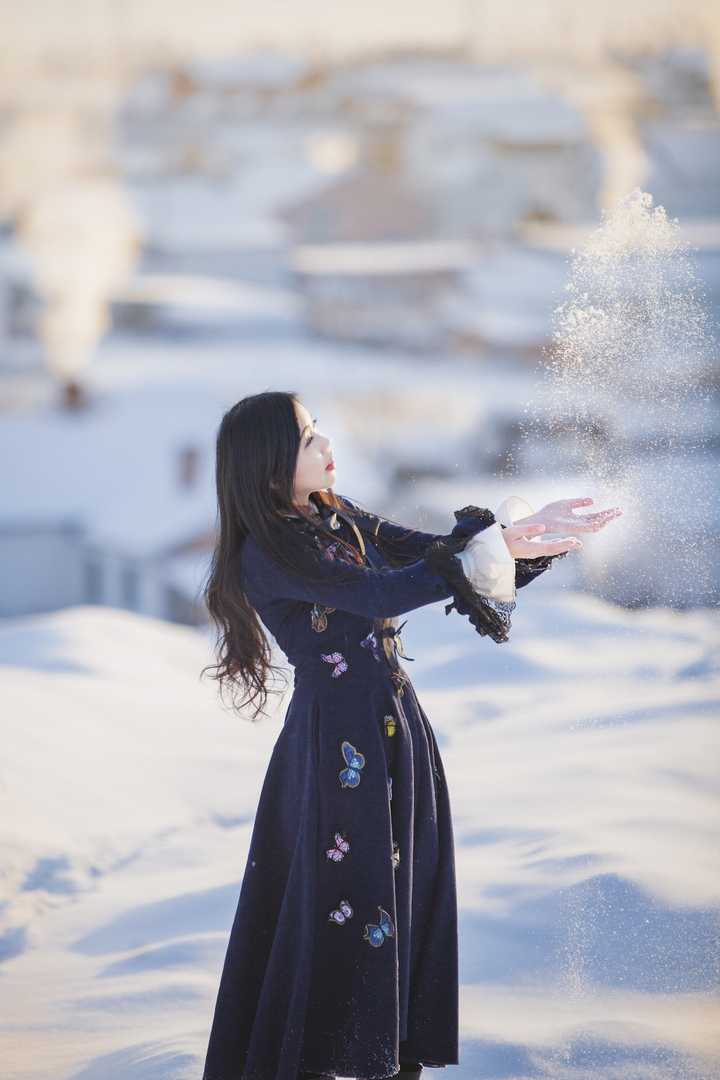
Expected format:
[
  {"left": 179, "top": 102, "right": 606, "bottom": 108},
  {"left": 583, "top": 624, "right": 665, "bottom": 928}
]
[{"left": 0, "top": 2, "right": 718, "bottom": 1079}]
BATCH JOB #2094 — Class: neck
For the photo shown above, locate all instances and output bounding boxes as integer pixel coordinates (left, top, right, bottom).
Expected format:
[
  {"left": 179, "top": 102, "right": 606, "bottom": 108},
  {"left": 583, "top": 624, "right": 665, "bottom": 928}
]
[{"left": 294, "top": 496, "right": 321, "bottom": 516}]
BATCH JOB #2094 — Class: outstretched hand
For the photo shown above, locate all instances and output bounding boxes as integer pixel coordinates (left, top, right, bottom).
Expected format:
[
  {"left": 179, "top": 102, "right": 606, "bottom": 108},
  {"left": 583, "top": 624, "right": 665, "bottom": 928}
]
[
  {"left": 501, "top": 497, "right": 623, "bottom": 559},
  {"left": 501, "top": 524, "right": 581, "bottom": 559},
  {"left": 518, "top": 497, "right": 623, "bottom": 534}
]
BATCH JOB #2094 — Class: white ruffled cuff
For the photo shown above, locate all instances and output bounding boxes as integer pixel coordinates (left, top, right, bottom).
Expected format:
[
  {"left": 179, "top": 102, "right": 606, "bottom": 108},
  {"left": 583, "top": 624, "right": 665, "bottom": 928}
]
[
  {"left": 494, "top": 494, "right": 536, "bottom": 528},
  {"left": 456, "top": 521, "right": 516, "bottom": 603}
]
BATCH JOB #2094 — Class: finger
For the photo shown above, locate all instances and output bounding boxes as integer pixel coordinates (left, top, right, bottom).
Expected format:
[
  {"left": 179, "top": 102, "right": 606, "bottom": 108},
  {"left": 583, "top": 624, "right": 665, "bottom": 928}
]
[
  {"left": 564, "top": 497, "right": 594, "bottom": 508},
  {"left": 546, "top": 541, "right": 582, "bottom": 555},
  {"left": 580, "top": 508, "right": 622, "bottom": 519},
  {"left": 505, "top": 524, "right": 546, "bottom": 538},
  {"left": 525, "top": 537, "right": 582, "bottom": 555},
  {"left": 566, "top": 509, "right": 623, "bottom": 527},
  {"left": 571, "top": 510, "right": 624, "bottom": 530},
  {"left": 565, "top": 517, "right": 610, "bottom": 531}
]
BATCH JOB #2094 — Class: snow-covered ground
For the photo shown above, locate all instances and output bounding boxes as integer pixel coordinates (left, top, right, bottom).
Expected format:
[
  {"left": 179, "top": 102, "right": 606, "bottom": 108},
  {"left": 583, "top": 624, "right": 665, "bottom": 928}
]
[{"left": 1, "top": 594, "right": 718, "bottom": 1080}]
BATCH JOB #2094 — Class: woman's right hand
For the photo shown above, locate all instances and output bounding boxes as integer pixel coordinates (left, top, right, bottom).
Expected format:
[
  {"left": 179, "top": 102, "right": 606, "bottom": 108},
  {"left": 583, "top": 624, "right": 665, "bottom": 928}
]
[{"left": 501, "top": 523, "right": 582, "bottom": 559}]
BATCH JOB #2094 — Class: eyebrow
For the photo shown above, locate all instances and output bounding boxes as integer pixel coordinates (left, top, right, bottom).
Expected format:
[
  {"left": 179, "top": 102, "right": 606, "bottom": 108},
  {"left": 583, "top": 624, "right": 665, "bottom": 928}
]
[{"left": 301, "top": 416, "right": 318, "bottom": 438}]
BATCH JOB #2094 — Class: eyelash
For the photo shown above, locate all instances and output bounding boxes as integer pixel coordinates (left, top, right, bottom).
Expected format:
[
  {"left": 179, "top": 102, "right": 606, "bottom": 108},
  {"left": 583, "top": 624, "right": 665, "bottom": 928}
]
[{"left": 306, "top": 418, "right": 318, "bottom": 446}]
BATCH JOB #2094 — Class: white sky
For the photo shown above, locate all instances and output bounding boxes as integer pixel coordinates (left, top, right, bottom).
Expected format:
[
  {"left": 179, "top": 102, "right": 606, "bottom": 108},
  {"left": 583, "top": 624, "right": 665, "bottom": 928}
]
[{"left": 0, "top": 0, "right": 716, "bottom": 63}]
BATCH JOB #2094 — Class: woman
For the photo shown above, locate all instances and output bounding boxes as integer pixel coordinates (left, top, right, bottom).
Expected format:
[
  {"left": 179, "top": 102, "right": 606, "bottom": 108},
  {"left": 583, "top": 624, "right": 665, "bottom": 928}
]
[{"left": 200, "top": 391, "right": 621, "bottom": 1080}]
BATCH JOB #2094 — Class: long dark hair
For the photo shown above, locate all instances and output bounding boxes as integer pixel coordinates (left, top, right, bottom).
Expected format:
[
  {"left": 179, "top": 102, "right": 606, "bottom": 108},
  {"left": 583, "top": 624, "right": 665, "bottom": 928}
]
[{"left": 200, "top": 390, "right": 429, "bottom": 722}]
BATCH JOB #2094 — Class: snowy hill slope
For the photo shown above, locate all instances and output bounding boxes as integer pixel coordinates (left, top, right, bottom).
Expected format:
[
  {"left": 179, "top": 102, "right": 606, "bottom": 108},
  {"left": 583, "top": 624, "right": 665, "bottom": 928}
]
[{"left": 0, "top": 596, "right": 718, "bottom": 1080}]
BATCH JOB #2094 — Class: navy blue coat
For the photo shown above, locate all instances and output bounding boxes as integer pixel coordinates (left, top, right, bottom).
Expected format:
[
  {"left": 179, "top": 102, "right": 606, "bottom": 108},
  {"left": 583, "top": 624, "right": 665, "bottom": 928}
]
[{"left": 202, "top": 496, "right": 560, "bottom": 1080}]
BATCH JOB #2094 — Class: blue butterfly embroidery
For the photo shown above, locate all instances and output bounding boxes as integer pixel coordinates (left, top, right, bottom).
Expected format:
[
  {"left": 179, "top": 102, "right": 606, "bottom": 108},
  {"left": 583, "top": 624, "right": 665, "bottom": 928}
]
[
  {"left": 363, "top": 905, "right": 395, "bottom": 948},
  {"left": 338, "top": 739, "right": 365, "bottom": 788}
]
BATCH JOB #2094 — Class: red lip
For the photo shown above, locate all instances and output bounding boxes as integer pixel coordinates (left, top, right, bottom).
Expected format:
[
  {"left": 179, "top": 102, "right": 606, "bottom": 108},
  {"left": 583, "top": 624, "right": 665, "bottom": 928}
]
[{"left": 325, "top": 460, "right": 335, "bottom": 470}]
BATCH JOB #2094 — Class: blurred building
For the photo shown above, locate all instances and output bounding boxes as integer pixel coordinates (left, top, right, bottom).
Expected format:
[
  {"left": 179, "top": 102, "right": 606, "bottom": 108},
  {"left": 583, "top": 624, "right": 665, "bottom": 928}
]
[
  {"left": 0, "top": 404, "right": 216, "bottom": 625},
  {"left": 633, "top": 48, "right": 720, "bottom": 218},
  {"left": 319, "top": 56, "right": 602, "bottom": 234},
  {"left": 0, "top": 236, "right": 43, "bottom": 373},
  {"left": 287, "top": 239, "right": 476, "bottom": 350},
  {"left": 0, "top": 517, "right": 213, "bottom": 625}
]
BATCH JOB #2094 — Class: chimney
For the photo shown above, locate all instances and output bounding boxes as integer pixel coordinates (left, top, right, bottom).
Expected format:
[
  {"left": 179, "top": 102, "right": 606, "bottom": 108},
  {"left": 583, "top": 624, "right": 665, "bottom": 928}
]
[{"left": 177, "top": 444, "right": 200, "bottom": 490}]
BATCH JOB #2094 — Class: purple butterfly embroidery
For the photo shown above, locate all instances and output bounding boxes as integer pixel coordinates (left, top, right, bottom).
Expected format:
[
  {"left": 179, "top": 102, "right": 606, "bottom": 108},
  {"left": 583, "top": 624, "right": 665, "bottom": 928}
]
[
  {"left": 328, "top": 899, "right": 353, "bottom": 925},
  {"left": 360, "top": 629, "right": 383, "bottom": 662},
  {"left": 321, "top": 651, "right": 348, "bottom": 678},
  {"left": 321, "top": 540, "right": 357, "bottom": 565},
  {"left": 326, "top": 831, "right": 351, "bottom": 862}
]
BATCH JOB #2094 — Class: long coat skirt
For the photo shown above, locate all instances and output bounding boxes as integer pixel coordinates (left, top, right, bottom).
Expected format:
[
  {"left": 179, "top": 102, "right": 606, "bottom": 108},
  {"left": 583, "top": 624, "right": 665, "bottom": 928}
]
[{"left": 201, "top": 495, "right": 559, "bottom": 1080}]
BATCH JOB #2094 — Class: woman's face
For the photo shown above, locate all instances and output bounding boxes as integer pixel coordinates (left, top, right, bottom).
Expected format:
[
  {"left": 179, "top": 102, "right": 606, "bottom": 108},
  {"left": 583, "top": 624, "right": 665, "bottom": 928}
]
[{"left": 293, "top": 401, "right": 336, "bottom": 506}]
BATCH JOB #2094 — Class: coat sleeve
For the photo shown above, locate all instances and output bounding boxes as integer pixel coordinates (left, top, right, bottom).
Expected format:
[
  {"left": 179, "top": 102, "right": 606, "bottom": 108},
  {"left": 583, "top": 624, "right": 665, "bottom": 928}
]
[
  {"left": 243, "top": 503, "right": 522, "bottom": 643},
  {"left": 339, "top": 492, "right": 563, "bottom": 596},
  {"left": 241, "top": 533, "right": 457, "bottom": 620}
]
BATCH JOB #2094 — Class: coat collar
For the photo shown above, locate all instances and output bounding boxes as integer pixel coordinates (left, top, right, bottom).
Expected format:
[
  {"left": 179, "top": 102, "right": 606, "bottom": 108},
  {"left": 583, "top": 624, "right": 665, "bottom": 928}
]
[{"left": 280, "top": 501, "right": 341, "bottom": 530}]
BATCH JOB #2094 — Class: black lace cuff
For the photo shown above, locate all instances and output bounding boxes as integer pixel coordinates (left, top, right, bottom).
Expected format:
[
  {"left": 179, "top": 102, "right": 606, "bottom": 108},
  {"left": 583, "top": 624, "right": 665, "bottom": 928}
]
[{"left": 514, "top": 551, "right": 567, "bottom": 588}]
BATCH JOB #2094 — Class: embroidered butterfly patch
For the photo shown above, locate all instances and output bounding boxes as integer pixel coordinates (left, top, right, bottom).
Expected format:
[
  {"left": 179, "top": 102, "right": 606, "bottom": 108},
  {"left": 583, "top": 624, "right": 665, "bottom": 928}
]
[
  {"left": 321, "top": 540, "right": 356, "bottom": 564},
  {"left": 326, "top": 831, "right": 351, "bottom": 862},
  {"left": 363, "top": 905, "right": 395, "bottom": 948},
  {"left": 328, "top": 899, "right": 353, "bottom": 925},
  {"left": 360, "top": 629, "right": 383, "bottom": 663},
  {"left": 339, "top": 740, "right": 365, "bottom": 788},
  {"left": 321, "top": 651, "right": 348, "bottom": 678},
  {"left": 311, "top": 603, "right": 335, "bottom": 632}
]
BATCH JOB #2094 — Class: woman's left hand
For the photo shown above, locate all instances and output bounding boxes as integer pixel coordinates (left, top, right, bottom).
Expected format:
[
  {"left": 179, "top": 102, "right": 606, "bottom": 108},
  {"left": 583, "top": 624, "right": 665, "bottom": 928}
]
[{"left": 514, "top": 497, "right": 623, "bottom": 535}]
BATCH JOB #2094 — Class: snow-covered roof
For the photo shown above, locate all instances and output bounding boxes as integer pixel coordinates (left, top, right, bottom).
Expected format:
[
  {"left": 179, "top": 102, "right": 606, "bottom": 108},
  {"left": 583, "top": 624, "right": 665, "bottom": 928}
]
[
  {"left": 114, "top": 273, "right": 301, "bottom": 322},
  {"left": 439, "top": 244, "right": 568, "bottom": 347},
  {"left": 290, "top": 240, "right": 478, "bottom": 276},
  {"left": 277, "top": 166, "right": 439, "bottom": 244},
  {"left": 0, "top": 383, "right": 220, "bottom": 558},
  {"left": 128, "top": 171, "right": 327, "bottom": 254},
  {"left": 326, "top": 59, "right": 588, "bottom": 143},
  {"left": 518, "top": 218, "right": 720, "bottom": 252},
  {"left": 0, "top": 335, "right": 397, "bottom": 560},
  {"left": 186, "top": 50, "right": 311, "bottom": 92}
]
